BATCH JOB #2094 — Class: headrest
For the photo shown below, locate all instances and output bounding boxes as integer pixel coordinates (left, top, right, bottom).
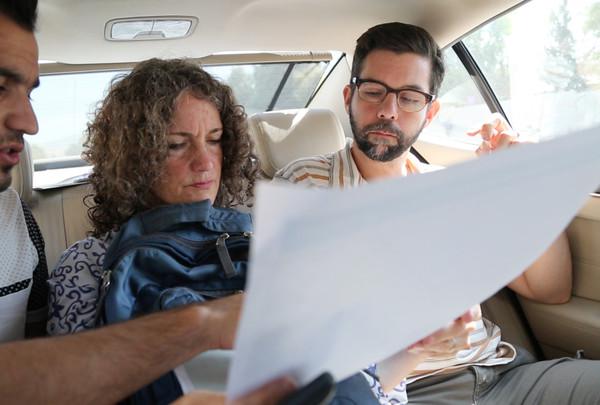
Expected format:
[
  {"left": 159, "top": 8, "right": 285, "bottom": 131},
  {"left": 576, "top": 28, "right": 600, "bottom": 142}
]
[
  {"left": 248, "top": 108, "right": 346, "bottom": 178},
  {"left": 11, "top": 139, "right": 34, "bottom": 204}
]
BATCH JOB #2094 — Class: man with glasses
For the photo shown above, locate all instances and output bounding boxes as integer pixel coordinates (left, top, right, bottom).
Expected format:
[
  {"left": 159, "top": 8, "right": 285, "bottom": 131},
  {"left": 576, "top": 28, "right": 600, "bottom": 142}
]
[{"left": 275, "top": 22, "right": 599, "bottom": 404}]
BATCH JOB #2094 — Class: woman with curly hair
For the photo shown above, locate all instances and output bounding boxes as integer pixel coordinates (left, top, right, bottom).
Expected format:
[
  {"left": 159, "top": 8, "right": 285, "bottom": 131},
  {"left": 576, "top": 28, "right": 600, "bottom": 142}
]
[{"left": 47, "top": 58, "right": 258, "bottom": 334}]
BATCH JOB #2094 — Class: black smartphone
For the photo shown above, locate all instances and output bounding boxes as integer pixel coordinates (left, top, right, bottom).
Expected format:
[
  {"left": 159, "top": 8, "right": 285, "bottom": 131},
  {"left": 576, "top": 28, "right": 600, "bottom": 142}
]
[{"left": 278, "top": 372, "right": 336, "bottom": 405}]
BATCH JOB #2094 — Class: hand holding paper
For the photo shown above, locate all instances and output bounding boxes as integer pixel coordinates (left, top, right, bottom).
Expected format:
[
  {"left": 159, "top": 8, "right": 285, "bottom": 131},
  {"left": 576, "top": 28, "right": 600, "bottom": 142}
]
[{"left": 228, "top": 126, "right": 600, "bottom": 399}]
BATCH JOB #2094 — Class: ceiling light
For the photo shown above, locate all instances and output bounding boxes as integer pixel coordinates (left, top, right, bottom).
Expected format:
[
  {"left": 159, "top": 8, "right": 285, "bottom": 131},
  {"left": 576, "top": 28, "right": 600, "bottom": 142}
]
[{"left": 105, "top": 16, "right": 198, "bottom": 41}]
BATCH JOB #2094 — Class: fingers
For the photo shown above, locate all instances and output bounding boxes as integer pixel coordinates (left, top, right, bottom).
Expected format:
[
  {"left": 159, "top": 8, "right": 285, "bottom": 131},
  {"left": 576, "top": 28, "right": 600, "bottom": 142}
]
[
  {"left": 408, "top": 308, "right": 479, "bottom": 356},
  {"left": 466, "top": 113, "right": 506, "bottom": 139},
  {"left": 227, "top": 377, "right": 296, "bottom": 405},
  {"left": 468, "top": 113, "right": 521, "bottom": 155},
  {"left": 410, "top": 331, "right": 471, "bottom": 355},
  {"left": 458, "top": 305, "right": 482, "bottom": 323}
]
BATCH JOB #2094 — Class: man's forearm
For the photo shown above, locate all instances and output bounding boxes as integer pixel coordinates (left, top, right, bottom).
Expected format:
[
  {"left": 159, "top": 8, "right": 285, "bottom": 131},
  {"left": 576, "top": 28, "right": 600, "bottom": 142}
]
[
  {"left": 2, "top": 304, "right": 212, "bottom": 404},
  {"left": 509, "top": 232, "right": 572, "bottom": 303}
]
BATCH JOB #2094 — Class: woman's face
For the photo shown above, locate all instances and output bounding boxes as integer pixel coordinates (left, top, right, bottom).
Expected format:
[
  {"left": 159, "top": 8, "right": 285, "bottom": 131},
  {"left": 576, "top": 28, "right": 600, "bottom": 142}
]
[{"left": 152, "top": 91, "right": 223, "bottom": 205}]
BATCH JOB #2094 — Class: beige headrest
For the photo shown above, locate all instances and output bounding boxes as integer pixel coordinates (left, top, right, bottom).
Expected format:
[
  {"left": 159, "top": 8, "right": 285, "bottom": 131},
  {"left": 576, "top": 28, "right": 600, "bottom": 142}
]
[
  {"left": 11, "top": 140, "right": 34, "bottom": 204},
  {"left": 248, "top": 108, "right": 346, "bottom": 178}
]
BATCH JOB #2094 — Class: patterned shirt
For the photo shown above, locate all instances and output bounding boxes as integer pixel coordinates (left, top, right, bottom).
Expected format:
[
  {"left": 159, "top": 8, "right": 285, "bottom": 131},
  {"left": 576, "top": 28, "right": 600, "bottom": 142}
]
[
  {"left": 0, "top": 188, "right": 48, "bottom": 342},
  {"left": 273, "top": 138, "right": 516, "bottom": 404},
  {"left": 47, "top": 234, "right": 112, "bottom": 335}
]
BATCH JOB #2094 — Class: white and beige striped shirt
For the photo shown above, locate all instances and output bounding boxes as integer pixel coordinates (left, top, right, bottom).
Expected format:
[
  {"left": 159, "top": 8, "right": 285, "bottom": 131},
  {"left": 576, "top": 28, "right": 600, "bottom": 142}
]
[{"left": 273, "top": 138, "right": 516, "bottom": 386}]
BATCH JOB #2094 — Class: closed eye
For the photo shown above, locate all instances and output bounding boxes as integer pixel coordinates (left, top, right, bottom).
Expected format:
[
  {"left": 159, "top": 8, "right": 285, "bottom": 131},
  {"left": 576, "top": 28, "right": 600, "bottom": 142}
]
[{"left": 168, "top": 142, "right": 186, "bottom": 150}]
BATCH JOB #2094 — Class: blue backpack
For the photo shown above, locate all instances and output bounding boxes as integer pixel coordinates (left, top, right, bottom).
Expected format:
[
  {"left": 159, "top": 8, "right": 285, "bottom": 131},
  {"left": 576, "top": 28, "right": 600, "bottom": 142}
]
[{"left": 98, "top": 199, "right": 252, "bottom": 405}]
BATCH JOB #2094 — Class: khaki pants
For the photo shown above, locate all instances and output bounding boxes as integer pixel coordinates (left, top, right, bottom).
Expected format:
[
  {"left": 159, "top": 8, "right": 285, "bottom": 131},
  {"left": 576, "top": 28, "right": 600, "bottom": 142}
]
[{"left": 407, "top": 349, "right": 600, "bottom": 404}]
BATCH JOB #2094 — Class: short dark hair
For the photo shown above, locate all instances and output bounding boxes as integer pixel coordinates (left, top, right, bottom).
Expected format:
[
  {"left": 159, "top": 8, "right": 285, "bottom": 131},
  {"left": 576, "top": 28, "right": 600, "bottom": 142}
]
[
  {"left": 351, "top": 22, "right": 445, "bottom": 96},
  {"left": 0, "top": 0, "right": 38, "bottom": 31}
]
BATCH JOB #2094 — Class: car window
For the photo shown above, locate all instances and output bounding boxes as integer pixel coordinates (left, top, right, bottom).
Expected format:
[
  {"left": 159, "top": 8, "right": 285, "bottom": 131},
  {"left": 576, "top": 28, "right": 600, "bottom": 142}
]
[
  {"left": 419, "top": 49, "right": 490, "bottom": 146},
  {"left": 463, "top": 0, "right": 600, "bottom": 141},
  {"left": 29, "top": 60, "right": 329, "bottom": 188}
]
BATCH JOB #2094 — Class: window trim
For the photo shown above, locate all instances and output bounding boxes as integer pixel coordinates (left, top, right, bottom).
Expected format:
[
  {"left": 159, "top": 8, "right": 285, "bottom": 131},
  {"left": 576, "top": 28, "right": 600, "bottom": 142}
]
[{"left": 451, "top": 41, "right": 511, "bottom": 127}]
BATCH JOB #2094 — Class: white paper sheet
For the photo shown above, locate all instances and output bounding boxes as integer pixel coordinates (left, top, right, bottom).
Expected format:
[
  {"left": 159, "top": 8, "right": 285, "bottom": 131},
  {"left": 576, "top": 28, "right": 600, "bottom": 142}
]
[{"left": 227, "top": 126, "right": 600, "bottom": 399}]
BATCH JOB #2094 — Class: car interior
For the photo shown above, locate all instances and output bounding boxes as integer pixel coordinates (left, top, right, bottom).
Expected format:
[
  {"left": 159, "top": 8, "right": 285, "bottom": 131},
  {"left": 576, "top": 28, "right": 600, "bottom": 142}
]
[{"left": 15, "top": 0, "right": 600, "bottom": 391}]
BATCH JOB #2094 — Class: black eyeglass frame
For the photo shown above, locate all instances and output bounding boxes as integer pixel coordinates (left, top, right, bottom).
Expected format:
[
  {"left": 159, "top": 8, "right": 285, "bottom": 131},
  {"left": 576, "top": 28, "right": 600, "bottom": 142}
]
[{"left": 350, "top": 77, "right": 436, "bottom": 112}]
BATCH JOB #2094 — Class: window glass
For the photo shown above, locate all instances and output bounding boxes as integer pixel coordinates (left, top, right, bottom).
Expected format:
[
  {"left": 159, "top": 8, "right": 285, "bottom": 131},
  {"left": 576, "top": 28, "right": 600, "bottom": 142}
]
[
  {"left": 274, "top": 62, "right": 328, "bottom": 110},
  {"left": 205, "top": 63, "right": 288, "bottom": 116},
  {"left": 29, "top": 61, "right": 329, "bottom": 188},
  {"left": 463, "top": 0, "right": 600, "bottom": 141},
  {"left": 419, "top": 50, "right": 489, "bottom": 145},
  {"left": 30, "top": 71, "right": 127, "bottom": 164}
]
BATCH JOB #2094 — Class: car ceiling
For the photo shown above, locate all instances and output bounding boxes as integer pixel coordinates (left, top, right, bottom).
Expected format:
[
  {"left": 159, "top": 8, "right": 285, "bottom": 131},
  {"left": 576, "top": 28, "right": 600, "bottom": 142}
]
[{"left": 37, "top": 0, "right": 527, "bottom": 64}]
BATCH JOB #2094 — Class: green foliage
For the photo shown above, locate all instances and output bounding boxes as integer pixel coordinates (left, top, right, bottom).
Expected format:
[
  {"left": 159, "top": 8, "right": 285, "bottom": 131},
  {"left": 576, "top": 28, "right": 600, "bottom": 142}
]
[
  {"left": 543, "top": 0, "right": 587, "bottom": 92},
  {"left": 461, "top": 17, "right": 512, "bottom": 100},
  {"left": 584, "top": 2, "right": 600, "bottom": 36}
]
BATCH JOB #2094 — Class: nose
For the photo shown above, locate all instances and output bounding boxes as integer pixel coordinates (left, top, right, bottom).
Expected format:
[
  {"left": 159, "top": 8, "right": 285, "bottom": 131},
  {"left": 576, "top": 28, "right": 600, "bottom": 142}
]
[
  {"left": 6, "top": 92, "right": 39, "bottom": 135},
  {"left": 190, "top": 144, "right": 215, "bottom": 172},
  {"left": 376, "top": 92, "right": 399, "bottom": 120}
]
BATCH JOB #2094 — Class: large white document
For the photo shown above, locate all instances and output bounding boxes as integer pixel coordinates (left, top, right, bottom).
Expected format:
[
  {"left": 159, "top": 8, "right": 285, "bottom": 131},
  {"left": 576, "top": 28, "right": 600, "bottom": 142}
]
[{"left": 227, "top": 126, "right": 600, "bottom": 399}]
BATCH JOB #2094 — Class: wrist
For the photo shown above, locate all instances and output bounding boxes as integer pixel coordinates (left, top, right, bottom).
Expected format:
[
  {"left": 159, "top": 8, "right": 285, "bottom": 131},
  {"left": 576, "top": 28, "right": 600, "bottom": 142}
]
[
  {"left": 181, "top": 304, "right": 219, "bottom": 351},
  {"left": 193, "top": 301, "right": 230, "bottom": 350}
]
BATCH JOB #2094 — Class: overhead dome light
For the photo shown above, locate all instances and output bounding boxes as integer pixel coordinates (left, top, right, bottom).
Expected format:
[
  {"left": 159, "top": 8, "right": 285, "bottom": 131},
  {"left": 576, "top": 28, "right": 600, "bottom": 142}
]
[{"left": 105, "top": 16, "right": 198, "bottom": 41}]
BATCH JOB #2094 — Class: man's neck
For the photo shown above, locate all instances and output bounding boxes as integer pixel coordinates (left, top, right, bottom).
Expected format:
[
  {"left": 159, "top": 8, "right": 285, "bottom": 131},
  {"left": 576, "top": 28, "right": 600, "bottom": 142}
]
[{"left": 350, "top": 143, "right": 411, "bottom": 181}]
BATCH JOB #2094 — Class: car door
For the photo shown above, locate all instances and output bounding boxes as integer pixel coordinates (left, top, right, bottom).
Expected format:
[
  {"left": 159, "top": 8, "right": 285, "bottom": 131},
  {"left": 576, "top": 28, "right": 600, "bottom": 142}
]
[{"left": 415, "top": 0, "right": 600, "bottom": 360}]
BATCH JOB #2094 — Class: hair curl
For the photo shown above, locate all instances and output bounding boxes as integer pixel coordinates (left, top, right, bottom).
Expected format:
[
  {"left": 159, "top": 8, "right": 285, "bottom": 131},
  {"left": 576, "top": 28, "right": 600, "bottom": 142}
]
[
  {"left": 351, "top": 22, "right": 445, "bottom": 96},
  {"left": 84, "top": 58, "right": 258, "bottom": 236}
]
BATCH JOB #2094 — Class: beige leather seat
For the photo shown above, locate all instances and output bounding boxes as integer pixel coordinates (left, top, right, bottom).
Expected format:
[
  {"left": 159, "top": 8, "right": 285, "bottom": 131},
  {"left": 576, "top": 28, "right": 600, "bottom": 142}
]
[
  {"left": 12, "top": 140, "right": 92, "bottom": 270},
  {"left": 248, "top": 108, "right": 347, "bottom": 178},
  {"left": 10, "top": 140, "right": 34, "bottom": 205}
]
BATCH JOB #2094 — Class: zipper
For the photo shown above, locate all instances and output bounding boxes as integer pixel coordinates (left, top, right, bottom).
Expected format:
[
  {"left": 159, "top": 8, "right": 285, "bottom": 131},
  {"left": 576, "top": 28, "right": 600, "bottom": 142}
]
[
  {"left": 94, "top": 269, "right": 112, "bottom": 326},
  {"left": 107, "top": 232, "right": 250, "bottom": 269},
  {"left": 216, "top": 232, "right": 252, "bottom": 278}
]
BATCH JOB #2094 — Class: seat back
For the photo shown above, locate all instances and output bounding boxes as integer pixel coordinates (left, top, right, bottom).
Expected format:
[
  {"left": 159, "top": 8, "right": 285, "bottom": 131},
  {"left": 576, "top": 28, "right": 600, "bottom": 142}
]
[
  {"left": 11, "top": 140, "right": 93, "bottom": 269},
  {"left": 11, "top": 140, "right": 34, "bottom": 205},
  {"left": 248, "top": 108, "right": 346, "bottom": 178}
]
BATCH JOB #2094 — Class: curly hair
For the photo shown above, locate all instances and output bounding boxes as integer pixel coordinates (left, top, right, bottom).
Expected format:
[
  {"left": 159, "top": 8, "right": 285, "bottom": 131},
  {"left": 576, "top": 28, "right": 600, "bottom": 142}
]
[{"left": 84, "top": 58, "right": 258, "bottom": 236}]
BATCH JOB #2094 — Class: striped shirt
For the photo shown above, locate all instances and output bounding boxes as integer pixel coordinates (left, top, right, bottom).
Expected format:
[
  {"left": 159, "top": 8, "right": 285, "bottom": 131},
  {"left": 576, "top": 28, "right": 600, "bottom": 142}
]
[{"left": 273, "top": 138, "right": 516, "bottom": 395}]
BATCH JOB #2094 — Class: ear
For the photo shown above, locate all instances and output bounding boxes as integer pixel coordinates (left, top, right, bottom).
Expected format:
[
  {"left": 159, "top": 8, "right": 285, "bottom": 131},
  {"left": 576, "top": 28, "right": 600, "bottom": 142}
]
[
  {"left": 424, "top": 99, "right": 440, "bottom": 127},
  {"left": 343, "top": 84, "right": 352, "bottom": 114}
]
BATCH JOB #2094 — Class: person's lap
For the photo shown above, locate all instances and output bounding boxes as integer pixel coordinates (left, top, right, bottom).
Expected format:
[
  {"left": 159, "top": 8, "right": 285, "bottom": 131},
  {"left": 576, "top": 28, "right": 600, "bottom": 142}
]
[
  {"left": 479, "top": 356, "right": 600, "bottom": 405},
  {"left": 407, "top": 349, "right": 600, "bottom": 405}
]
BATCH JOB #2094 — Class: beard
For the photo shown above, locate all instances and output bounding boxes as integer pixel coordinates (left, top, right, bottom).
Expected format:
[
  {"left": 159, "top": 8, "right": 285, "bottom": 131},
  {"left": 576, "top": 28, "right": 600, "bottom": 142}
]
[
  {"left": 349, "top": 105, "right": 425, "bottom": 162},
  {"left": 0, "top": 168, "right": 12, "bottom": 192}
]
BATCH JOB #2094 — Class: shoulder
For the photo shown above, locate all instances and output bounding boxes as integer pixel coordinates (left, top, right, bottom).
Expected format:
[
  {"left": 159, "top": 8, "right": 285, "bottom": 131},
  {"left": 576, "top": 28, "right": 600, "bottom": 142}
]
[
  {"left": 48, "top": 235, "right": 112, "bottom": 335},
  {"left": 0, "top": 188, "right": 23, "bottom": 222},
  {"left": 52, "top": 234, "right": 112, "bottom": 281},
  {"left": 273, "top": 147, "right": 344, "bottom": 188}
]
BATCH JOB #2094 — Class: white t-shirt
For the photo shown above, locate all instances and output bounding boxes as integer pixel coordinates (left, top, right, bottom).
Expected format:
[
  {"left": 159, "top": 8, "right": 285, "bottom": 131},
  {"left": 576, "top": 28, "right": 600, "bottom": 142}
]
[{"left": 0, "top": 188, "right": 39, "bottom": 342}]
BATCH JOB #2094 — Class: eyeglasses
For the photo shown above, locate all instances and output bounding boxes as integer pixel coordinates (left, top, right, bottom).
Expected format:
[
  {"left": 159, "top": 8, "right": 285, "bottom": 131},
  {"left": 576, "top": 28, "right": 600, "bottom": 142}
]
[{"left": 351, "top": 77, "right": 435, "bottom": 113}]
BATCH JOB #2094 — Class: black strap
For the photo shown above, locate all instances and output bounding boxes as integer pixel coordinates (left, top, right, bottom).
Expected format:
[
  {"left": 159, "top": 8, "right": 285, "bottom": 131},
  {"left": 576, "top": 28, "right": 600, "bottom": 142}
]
[{"left": 20, "top": 199, "right": 48, "bottom": 313}]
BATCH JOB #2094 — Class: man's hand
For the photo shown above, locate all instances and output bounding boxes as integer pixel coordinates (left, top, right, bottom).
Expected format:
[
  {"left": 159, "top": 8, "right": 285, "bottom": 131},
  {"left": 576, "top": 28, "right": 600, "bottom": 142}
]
[
  {"left": 199, "top": 293, "right": 244, "bottom": 350},
  {"left": 467, "top": 113, "right": 523, "bottom": 156},
  {"left": 377, "top": 306, "right": 482, "bottom": 392},
  {"left": 171, "top": 377, "right": 296, "bottom": 405},
  {"left": 407, "top": 305, "right": 481, "bottom": 357}
]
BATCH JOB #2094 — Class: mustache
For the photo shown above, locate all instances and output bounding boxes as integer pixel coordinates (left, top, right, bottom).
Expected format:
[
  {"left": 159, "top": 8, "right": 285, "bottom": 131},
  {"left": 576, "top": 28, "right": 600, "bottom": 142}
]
[
  {"left": 0, "top": 132, "right": 24, "bottom": 145},
  {"left": 362, "top": 121, "right": 403, "bottom": 139}
]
